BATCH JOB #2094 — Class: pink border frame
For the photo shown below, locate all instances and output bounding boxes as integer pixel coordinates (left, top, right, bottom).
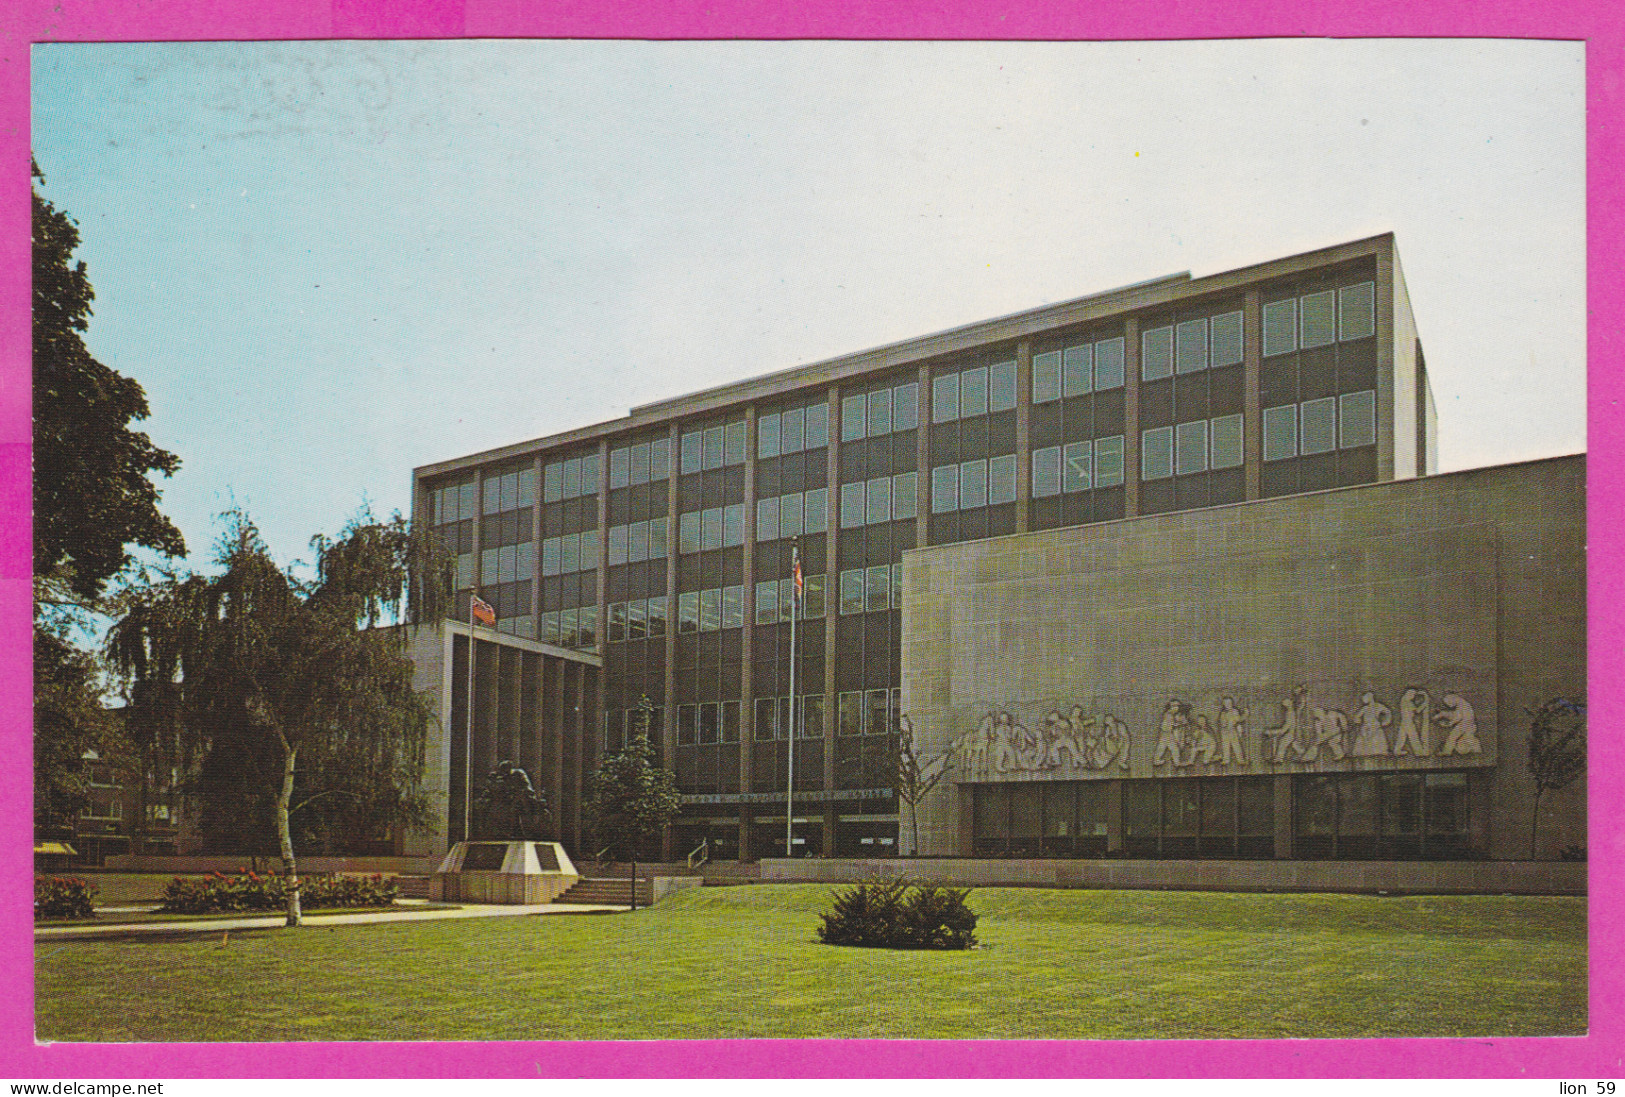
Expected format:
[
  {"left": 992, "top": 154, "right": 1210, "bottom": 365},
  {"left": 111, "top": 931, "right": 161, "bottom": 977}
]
[{"left": 3, "top": 0, "right": 1619, "bottom": 1078}]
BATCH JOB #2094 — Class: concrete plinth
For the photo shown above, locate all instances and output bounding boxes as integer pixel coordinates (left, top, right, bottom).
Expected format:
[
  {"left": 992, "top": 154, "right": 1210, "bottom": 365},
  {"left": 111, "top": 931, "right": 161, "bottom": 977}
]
[{"left": 430, "top": 841, "right": 579, "bottom": 904}]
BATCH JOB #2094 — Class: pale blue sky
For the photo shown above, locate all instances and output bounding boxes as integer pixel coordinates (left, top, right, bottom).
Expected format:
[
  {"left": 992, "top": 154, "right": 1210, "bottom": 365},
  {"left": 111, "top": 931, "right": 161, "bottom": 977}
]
[{"left": 31, "top": 38, "right": 1585, "bottom": 573}]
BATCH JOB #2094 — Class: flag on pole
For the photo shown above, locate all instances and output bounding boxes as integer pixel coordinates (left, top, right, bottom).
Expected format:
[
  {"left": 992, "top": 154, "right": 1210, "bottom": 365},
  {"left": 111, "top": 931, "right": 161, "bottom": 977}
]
[
  {"left": 470, "top": 594, "right": 496, "bottom": 627},
  {"left": 792, "top": 547, "right": 803, "bottom": 605}
]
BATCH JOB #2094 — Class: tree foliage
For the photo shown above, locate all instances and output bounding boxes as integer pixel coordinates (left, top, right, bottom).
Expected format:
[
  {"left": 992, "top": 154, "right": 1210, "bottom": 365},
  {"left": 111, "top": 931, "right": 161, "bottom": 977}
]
[
  {"left": 106, "top": 510, "right": 448, "bottom": 924},
  {"left": 1527, "top": 696, "right": 1586, "bottom": 859},
  {"left": 584, "top": 695, "right": 681, "bottom": 861},
  {"left": 33, "top": 628, "right": 107, "bottom": 830},
  {"left": 895, "top": 714, "right": 945, "bottom": 856}
]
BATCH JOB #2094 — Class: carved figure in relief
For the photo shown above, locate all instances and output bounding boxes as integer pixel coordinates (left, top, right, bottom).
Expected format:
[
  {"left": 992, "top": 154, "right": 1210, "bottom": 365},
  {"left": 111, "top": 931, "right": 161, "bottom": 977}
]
[
  {"left": 956, "top": 714, "right": 996, "bottom": 774},
  {"left": 990, "top": 711, "right": 1025, "bottom": 772},
  {"left": 1099, "top": 713, "right": 1131, "bottom": 770},
  {"left": 1303, "top": 706, "right": 1349, "bottom": 763},
  {"left": 1264, "top": 685, "right": 1309, "bottom": 763},
  {"left": 1350, "top": 692, "right": 1394, "bottom": 756},
  {"left": 1393, "top": 688, "right": 1433, "bottom": 757},
  {"left": 1042, "top": 709, "right": 1083, "bottom": 769},
  {"left": 1435, "top": 693, "right": 1481, "bottom": 755},
  {"left": 1186, "top": 714, "right": 1217, "bottom": 766},
  {"left": 1153, "top": 700, "right": 1191, "bottom": 767},
  {"left": 1218, "top": 696, "right": 1248, "bottom": 766}
]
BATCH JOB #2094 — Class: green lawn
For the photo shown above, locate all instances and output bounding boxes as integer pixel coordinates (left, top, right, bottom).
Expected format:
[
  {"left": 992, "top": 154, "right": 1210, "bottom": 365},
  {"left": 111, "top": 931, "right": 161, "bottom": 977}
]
[{"left": 35, "top": 885, "right": 1585, "bottom": 1042}]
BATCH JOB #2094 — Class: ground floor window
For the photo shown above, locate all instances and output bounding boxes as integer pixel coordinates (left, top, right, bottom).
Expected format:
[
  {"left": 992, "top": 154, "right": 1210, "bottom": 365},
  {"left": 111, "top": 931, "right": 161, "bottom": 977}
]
[
  {"left": 1123, "top": 777, "right": 1274, "bottom": 859},
  {"left": 1294, "top": 771, "right": 1476, "bottom": 860},
  {"left": 972, "top": 780, "right": 1112, "bottom": 858}
]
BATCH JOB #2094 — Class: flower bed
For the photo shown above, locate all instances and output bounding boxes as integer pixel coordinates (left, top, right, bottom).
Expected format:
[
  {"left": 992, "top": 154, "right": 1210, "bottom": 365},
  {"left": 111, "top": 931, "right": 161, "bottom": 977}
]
[
  {"left": 35, "top": 875, "right": 98, "bottom": 920},
  {"left": 158, "top": 871, "right": 399, "bottom": 914}
]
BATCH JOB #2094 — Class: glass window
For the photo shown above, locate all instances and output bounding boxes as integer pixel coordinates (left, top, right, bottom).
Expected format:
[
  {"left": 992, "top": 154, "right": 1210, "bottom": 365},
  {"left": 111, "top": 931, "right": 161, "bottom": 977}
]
[
  {"left": 754, "top": 698, "right": 777, "bottom": 742},
  {"left": 1032, "top": 350, "right": 1062, "bottom": 404},
  {"left": 515, "top": 546, "right": 533, "bottom": 581},
  {"left": 481, "top": 547, "right": 499, "bottom": 584},
  {"left": 1210, "top": 311, "right": 1243, "bottom": 368},
  {"left": 780, "top": 492, "right": 803, "bottom": 539},
  {"left": 841, "top": 481, "right": 866, "bottom": 528},
  {"left": 650, "top": 438, "right": 671, "bottom": 480},
  {"left": 805, "top": 402, "right": 829, "bottom": 449},
  {"left": 892, "top": 472, "right": 917, "bottom": 520},
  {"left": 538, "top": 610, "right": 560, "bottom": 646},
  {"left": 868, "top": 389, "right": 892, "bottom": 436},
  {"left": 610, "top": 448, "right": 630, "bottom": 489},
  {"left": 804, "top": 572, "right": 826, "bottom": 618},
  {"left": 698, "top": 703, "right": 719, "bottom": 744},
  {"left": 1300, "top": 290, "right": 1337, "bottom": 349},
  {"left": 1263, "top": 404, "right": 1298, "bottom": 461},
  {"left": 456, "top": 554, "right": 474, "bottom": 589},
  {"left": 1211, "top": 413, "right": 1244, "bottom": 470},
  {"left": 1175, "top": 420, "right": 1209, "bottom": 476},
  {"left": 702, "top": 508, "right": 723, "bottom": 551},
  {"left": 960, "top": 366, "right": 989, "bottom": 418},
  {"left": 702, "top": 426, "right": 724, "bottom": 470},
  {"left": 581, "top": 454, "right": 600, "bottom": 494},
  {"left": 839, "top": 569, "right": 865, "bottom": 615},
  {"left": 678, "top": 591, "right": 699, "bottom": 633},
  {"left": 649, "top": 517, "right": 668, "bottom": 559},
  {"left": 608, "top": 601, "right": 628, "bottom": 643},
  {"left": 580, "top": 529, "right": 599, "bottom": 568},
  {"left": 1033, "top": 446, "right": 1061, "bottom": 497},
  {"left": 722, "top": 700, "right": 741, "bottom": 743},
  {"left": 1340, "top": 281, "right": 1375, "bottom": 341},
  {"left": 1141, "top": 426, "right": 1174, "bottom": 480},
  {"left": 758, "top": 413, "right": 781, "bottom": 459},
  {"left": 483, "top": 476, "right": 501, "bottom": 515},
  {"left": 576, "top": 605, "right": 596, "bottom": 648},
  {"left": 608, "top": 524, "right": 629, "bottom": 566},
  {"left": 1094, "top": 336, "right": 1125, "bottom": 390},
  {"left": 646, "top": 595, "right": 667, "bottom": 638},
  {"left": 866, "top": 476, "right": 891, "bottom": 525},
  {"left": 931, "top": 464, "right": 958, "bottom": 513},
  {"left": 891, "top": 563, "right": 903, "bottom": 609},
  {"left": 1141, "top": 325, "right": 1174, "bottom": 381},
  {"left": 699, "top": 588, "right": 721, "bottom": 632},
  {"left": 1263, "top": 298, "right": 1297, "bottom": 357},
  {"left": 560, "top": 534, "right": 580, "bottom": 574},
  {"left": 629, "top": 441, "right": 650, "bottom": 484},
  {"left": 458, "top": 479, "right": 478, "bottom": 518},
  {"left": 1339, "top": 390, "right": 1376, "bottom": 448},
  {"left": 678, "top": 511, "right": 701, "bottom": 554},
  {"left": 988, "top": 454, "right": 1017, "bottom": 506},
  {"left": 628, "top": 598, "right": 647, "bottom": 640},
  {"left": 802, "top": 694, "right": 825, "bottom": 739},
  {"left": 778, "top": 577, "right": 795, "bottom": 622},
  {"left": 1060, "top": 342, "right": 1092, "bottom": 398},
  {"left": 678, "top": 704, "right": 698, "bottom": 745},
  {"left": 1094, "top": 435, "right": 1124, "bottom": 487},
  {"left": 894, "top": 382, "right": 919, "bottom": 431},
  {"left": 722, "top": 584, "right": 743, "bottom": 629},
  {"left": 933, "top": 372, "right": 960, "bottom": 424},
  {"left": 519, "top": 467, "right": 537, "bottom": 508},
  {"left": 865, "top": 565, "right": 890, "bottom": 613},
  {"left": 838, "top": 691, "right": 863, "bottom": 736},
  {"left": 781, "top": 407, "right": 805, "bottom": 454},
  {"left": 865, "top": 688, "right": 892, "bottom": 736},
  {"left": 841, "top": 394, "right": 866, "bottom": 442},
  {"left": 804, "top": 488, "right": 829, "bottom": 534},
  {"left": 723, "top": 504, "right": 743, "bottom": 547},
  {"left": 1061, "top": 441, "right": 1091, "bottom": 493},
  {"left": 724, "top": 421, "right": 746, "bottom": 465},
  {"left": 989, "top": 360, "right": 1017, "bottom": 412},
  {"left": 1176, "top": 318, "right": 1209, "bottom": 374},
  {"left": 959, "top": 458, "right": 988, "bottom": 509},
  {"left": 1300, "top": 396, "right": 1337, "bottom": 455},
  {"left": 680, "top": 431, "right": 702, "bottom": 474},
  {"left": 562, "top": 459, "right": 581, "bottom": 499},
  {"left": 625, "top": 521, "right": 646, "bottom": 564},
  {"left": 755, "top": 580, "right": 778, "bottom": 626},
  {"left": 497, "top": 544, "right": 516, "bottom": 583},
  {"left": 757, "top": 497, "right": 780, "bottom": 542}
]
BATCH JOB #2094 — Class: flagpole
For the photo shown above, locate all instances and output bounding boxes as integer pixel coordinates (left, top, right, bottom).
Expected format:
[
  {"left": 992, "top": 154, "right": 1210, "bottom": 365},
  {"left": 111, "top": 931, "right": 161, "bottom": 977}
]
[
  {"left": 786, "top": 544, "right": 797, "bottom": 860},
  {"left": 465, "top": 595, "right": 476, "bottom": 843}
]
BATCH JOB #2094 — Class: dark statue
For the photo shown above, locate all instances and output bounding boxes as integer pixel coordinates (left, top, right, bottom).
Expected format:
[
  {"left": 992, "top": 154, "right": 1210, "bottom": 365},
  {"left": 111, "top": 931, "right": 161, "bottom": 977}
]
[{"left": 471, "top": 760, "right": 550, "bottom": 840}]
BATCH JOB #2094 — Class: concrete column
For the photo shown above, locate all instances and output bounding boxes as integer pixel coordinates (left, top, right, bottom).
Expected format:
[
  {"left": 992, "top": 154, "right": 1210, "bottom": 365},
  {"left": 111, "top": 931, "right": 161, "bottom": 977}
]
[
  {"left": 529, "top": 456, "right": 543, "bottom": 625},
  {"left": 823, "top": 385, "right": 841, "bottom": 815},
  {"left": 1243, "top": 290, "right": 1263, "bottom": 500},
  {"left": 915, "top": 364, "right": 931, "bottom": 547},
  {"left": 1014, "top": 338, "right": 1032, "bottom": 532},
  {"left": 663, "top": 423, "right": 680, "bottom": 771},
  {"left": 569, "top": 660, "right": 585, "bottom": 852},
  {"left": 1106, "top": 779, "right": 1124, "bottom": 855},
  {"left": 1273, "top": 774, "right": 1294, "bottom": 859},
  {"left": 593, "top": 440, "right": 609, "bottom": 741},
  {"left": 1375, "top": 245, "right": 1397, "bottom": 482},
  {"left": 739, "top": 409, "right": 758, "bottom": 860},
  {"left": 1122, "top": 317, "right": 1140, "bottom": 517}
]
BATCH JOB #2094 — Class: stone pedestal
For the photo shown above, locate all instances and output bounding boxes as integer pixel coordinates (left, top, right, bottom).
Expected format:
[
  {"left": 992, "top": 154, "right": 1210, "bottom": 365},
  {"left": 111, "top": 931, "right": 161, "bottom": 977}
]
[{"left": 430, "top": 840, "right": 579, "bottom": 904}]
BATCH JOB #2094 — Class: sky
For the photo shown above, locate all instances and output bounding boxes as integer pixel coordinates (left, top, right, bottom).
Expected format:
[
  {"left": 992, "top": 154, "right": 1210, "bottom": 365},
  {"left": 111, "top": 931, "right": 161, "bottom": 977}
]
[{"left": 29, "top": 38, "right": 1586, "bottom": 575}]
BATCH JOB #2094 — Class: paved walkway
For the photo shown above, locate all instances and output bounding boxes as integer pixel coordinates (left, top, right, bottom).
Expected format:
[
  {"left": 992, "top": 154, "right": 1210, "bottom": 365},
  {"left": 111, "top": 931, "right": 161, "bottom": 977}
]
[{"left": 36, "top": 899, "right": 630, "bottom": 941}]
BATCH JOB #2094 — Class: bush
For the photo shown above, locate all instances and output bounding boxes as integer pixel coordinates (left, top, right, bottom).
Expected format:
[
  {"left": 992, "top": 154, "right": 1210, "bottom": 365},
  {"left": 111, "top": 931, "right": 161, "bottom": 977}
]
[
  {"left": 817, "top": 878, "right": 977, "bottom": 950},
  {"left": 158, "top": 871, "right": 399, "bottom": 914},
  {"left": 35, "top": 874, "right": 98, "bottom": 920}
]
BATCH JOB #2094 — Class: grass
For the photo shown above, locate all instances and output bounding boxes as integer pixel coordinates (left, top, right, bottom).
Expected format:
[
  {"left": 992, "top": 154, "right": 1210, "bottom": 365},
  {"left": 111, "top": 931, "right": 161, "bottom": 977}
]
[
  {"left": 36, "top": 902, "right": 456, "bottom": 928},
  {"left": 34, "top": 884, "right": 1585, "bottom": 1042}
]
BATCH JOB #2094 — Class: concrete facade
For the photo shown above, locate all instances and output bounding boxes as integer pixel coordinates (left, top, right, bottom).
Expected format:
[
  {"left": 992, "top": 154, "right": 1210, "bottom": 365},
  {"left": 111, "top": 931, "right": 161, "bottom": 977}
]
[{"left": 902, "top": 455, "right": 1585, "bottom": 864}]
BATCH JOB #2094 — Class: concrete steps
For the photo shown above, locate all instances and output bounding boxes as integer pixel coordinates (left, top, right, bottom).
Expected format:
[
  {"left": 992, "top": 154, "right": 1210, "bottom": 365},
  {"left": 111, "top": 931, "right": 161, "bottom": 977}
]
[{"left": 555, "top": 876, "right": 652, "bottom": 906}]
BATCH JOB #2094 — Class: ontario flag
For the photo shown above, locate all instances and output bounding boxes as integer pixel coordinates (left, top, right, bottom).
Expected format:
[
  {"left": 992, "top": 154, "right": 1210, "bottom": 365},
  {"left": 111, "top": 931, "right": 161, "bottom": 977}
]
[
  {"left": 470, "top": 593, "right": 497, "bottom": 627},
  {"left": 792, "top": 547, "right": 803, "bottom": 605}
]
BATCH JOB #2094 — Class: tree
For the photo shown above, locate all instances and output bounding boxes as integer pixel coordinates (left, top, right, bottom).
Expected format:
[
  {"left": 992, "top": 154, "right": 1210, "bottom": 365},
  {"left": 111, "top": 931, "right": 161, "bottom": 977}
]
[
  {"left": 107, "top": 510, "right": 449, "bottom": 925},
  {"left": 33, "top": 158, "right": 186, "bottom": 840},
  {"left": 584, "top": 695, "right": 681, "bottom": 862},
  {"left": 895, "top": 714, "right": 946, "bottom": 856},
  {"left": 1527, "top": 697, "right": 1586, "bottom": 859}
]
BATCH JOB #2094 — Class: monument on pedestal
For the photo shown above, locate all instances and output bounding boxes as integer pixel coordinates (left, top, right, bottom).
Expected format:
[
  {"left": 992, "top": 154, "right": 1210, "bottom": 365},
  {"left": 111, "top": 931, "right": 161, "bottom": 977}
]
[{"left": 431, "top": 761, "right": 579, "bottom": 904}]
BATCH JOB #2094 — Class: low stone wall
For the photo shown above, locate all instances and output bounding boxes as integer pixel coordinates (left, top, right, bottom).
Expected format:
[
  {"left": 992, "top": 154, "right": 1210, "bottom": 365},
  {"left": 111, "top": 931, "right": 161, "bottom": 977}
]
[
  {"left": 651, "top": 876, "right": 705, "bottom": 902},
  {"left": 756, "top": 857, "right": 1586, "bottom": 895},
  {"left": 103, "top": 854, "right": 438, "bottom": 876}
]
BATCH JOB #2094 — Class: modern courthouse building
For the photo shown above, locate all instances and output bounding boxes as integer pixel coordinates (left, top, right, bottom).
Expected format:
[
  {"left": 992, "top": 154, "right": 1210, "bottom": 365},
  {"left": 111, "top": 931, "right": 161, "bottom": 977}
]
[{"left": 408, "top": 233, "right": 1586, "bottom": 880}]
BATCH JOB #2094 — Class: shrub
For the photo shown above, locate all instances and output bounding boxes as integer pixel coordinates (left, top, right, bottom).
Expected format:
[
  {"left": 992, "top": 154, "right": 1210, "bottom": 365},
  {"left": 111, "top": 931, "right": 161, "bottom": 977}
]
[
  {"left": 35, "top": 874, "right": 98, "bottom": 920},
  {"left": 158, "top": 871, "right": 399, "bottom": 914},
  {"left": 817, "top": 878, "right": 977, "bottom": 950}
]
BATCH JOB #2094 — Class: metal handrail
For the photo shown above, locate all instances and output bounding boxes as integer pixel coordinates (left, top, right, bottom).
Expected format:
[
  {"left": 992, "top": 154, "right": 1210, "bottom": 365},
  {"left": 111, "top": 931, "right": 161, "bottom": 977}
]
[{"left": 687, "top": 837, "right": 710, "bottom": 870}]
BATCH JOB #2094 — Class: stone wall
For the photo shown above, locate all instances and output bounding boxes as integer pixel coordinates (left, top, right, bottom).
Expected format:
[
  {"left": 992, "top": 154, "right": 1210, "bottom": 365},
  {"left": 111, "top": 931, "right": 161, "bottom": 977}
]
[{"left": 901, "top": 455, "right": 1586, "bottom": 861}]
